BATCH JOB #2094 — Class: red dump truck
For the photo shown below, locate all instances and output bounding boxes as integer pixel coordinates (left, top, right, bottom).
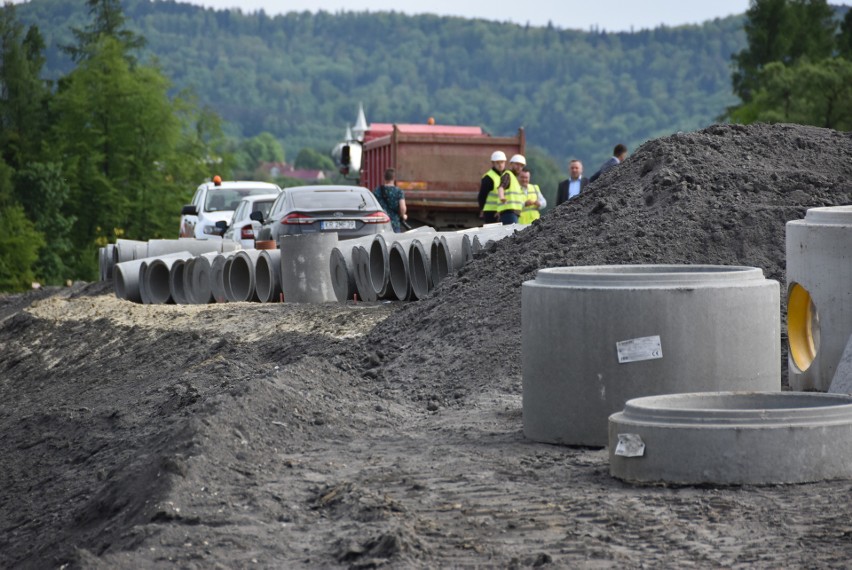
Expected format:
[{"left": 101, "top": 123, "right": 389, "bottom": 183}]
[{"left": 351, "top": 123, "right": 525, "bottom": 229}]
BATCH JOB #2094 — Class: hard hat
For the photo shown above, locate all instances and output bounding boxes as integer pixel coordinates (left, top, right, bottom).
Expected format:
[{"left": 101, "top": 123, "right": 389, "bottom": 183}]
[
  {"left": 509, "top": 154, "right": 526, "bottom": 165},
  {"left": 490, "top": 151, "right": 507, "bottom": 162}
]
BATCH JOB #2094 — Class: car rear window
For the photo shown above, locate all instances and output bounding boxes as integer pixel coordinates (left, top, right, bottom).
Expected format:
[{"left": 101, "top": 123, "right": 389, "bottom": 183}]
[{"left": 291, "top": 190, "right": 374, "bottom": 210}]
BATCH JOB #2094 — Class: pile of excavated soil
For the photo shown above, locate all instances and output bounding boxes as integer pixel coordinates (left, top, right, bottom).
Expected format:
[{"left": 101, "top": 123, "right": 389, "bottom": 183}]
[
  {"left": 366, "top": 123, "right": 852, "bottom": 399},
  {"left": 2, "top": 123, "right": 852, "bottom": 569}
]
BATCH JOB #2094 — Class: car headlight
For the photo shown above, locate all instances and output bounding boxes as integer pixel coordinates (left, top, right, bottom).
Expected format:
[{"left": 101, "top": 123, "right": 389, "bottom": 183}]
[{"left": 202, "top": 225, "right": 220, "bottom": 235}]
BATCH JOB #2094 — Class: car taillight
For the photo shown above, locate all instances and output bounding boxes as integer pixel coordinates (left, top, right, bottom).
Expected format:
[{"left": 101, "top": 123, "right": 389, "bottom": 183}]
[
  {"left": 281, "top": 212, "right": 313, "bottom": 225},
  {"left": 240, "top": 224, "right": 255, "bottom": 240},
  {"left": 364, "top": 211, "right": 390, "bottom": 224}
]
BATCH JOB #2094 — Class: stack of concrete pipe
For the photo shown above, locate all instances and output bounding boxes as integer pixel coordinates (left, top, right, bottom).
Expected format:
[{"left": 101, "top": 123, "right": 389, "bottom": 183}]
[
  {"left": 109, "top": 225, "right": 522, "bottom": 305},
  {"left": 329, "top": 225, "right": 512, "bottom": 303}
]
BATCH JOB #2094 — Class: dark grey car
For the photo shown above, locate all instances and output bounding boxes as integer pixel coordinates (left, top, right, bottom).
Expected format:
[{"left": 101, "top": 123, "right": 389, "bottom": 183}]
[{"left": 255, "top": 185, "right": 392, "bottom": 243}]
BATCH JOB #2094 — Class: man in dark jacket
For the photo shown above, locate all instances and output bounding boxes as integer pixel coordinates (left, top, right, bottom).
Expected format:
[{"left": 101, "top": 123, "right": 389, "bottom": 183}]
[
  {"left": 589, "top": 143, "right": 628, "bottom": 182},
  {"left": 556, "top": 159, "right": 587, "bottom": 206}
]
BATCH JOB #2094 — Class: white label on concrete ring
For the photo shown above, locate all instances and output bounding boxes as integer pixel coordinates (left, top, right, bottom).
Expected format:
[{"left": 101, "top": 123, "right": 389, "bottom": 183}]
[
  {"left": 616, "top": 335, "right": 663, "bottom": 364},
  {"left": 615, "top": 433, "right": 646, "bottom": 457}
]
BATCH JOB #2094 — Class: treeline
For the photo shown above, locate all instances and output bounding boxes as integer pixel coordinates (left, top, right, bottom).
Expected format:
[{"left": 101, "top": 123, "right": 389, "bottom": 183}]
[
  {"left": 727, "top": 0, "right": 852, "bottom": 129},
  {"left": 17, "top": 0, "right": 749, "bottom": 170},
  {"left": 0, "top": 0, "right": 226, "bottom": 289}
]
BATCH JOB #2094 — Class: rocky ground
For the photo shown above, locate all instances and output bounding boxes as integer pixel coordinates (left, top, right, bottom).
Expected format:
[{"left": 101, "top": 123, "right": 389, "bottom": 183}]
[{"left": 2, "top": 123, "right": 852, "bottom": 569}]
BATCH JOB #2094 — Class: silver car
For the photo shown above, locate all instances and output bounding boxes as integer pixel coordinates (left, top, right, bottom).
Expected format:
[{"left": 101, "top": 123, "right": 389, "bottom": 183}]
[
  {"left": 221, "top": 193, "right": 279, "bottom": 249},
  {"left": 255, "top": 185, "right": 392, "bottom": 244}
]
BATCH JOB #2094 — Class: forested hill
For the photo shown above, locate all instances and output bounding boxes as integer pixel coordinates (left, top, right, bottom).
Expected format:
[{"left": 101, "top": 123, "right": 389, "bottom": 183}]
[{"left": 17, "top": 0, "right": 746, "bottom": 168}]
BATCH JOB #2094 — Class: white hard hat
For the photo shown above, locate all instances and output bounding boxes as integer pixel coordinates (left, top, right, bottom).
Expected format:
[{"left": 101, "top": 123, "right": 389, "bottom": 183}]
[
  {"left": 490, "top": 151, "right": 507, "bottom": 162},
  {"left": 509, "top": 154, "right": 526, "bottom": 165}
]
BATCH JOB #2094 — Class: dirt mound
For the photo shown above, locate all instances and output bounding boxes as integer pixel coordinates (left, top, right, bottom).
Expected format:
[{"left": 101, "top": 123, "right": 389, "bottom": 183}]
[
  {"left": 2, "top": 123, "right": 852, "bottom": 568},
  {"left": 366, "top": 123, "right": 852, "bottom": 398}
]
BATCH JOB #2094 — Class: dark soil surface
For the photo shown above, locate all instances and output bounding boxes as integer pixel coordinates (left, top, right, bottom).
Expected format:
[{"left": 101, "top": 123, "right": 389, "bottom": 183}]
[{"left": 2, "top": 123, "right": 852, "bottom": 569}]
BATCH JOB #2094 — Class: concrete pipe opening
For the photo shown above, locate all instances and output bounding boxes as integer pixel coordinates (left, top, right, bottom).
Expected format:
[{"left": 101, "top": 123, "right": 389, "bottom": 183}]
[
  {"left": 221, "top": 256, "right": 237, "bottom": 302},
  {"left": 609, "top": 391, "right": 852, "bottom": 485},
  {"left": 255, "top": 250, "right": 281, "bottom": 303},
  {"left": 169, "top": 259, "right": 190, "bottom": 305},
  {"left": 408, "top": 239, "right": 431, "bottom": 300},
  {"left": 389, "top": 241, "right": 412, "bottom": 301},
  {"left": 523, "top": 264, "right": 781, "bottom": 447},
  {"left": 353, "top": 246, "right": 377, "bottom": 302},
  {"left": 368, "top": 235, "right": 390, "bottom": 298},
  {"left": 788, "top": 282, "right": 821, "bottom": 373},
  {"left": 146, "top": 260, "right": 176, "bottom": 304},
  {"left": 229, "top": 250, "right": 261, "bottom": 303},
  {"left": 430, "top": 237, "right": 450, "bottom": 286}
]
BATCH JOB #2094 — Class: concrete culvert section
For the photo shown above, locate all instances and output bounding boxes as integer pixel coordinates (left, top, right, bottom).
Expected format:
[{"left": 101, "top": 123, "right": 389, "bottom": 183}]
[
  {"left": 229, "top": 250, "right": 262, "bottom": 303},
  {"left": 786, "top": 205, "right": 852, "bottom": 391},
  {"left": 146, "top": 253, "right": 194, "bottom": 304},
  {"left": 280, "top": 233, "right": 338, "bottom": 303},
  {"left": 210, "top": 251, "right": 238, "bottom": 303},
  {"left": 368, "top": 234, "right": 391, "bottom": 299},
  {"left": 522, "top": 265, "right": 781, "bottom": 447},
  {"left": 221, "top": 256, "right": 237, "bottom": 302},
  {"left": 168, "top": 259, "right": 190, "bottom": 305},
  {"left": 255, "top": 249, "right": 282, "bottom": 303},
  {"left": 609, "top": 391, "right": 852, "bottom": 485},
  {"left": 114, "top": 252, "right": 192, "bottom": 304},
  {"left": 408, "top": 239, "right": 432, "bottom": 300}
]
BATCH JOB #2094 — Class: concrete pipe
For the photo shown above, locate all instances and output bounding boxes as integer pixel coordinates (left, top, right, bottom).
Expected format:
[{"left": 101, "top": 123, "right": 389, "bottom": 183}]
[
  {"left": 388, "top": 237, "right": 425, "bottom": 301},
  {"left": 367, "top": 234, "right": 392, "bottom": 299},
  {"left": 470, "top": 224, "right": 521, "bottom": 253},
  {"left": 430, "top": 232, "right": 473, "bottom": 286},
  {"left": 210, "top": 251, "right": 239, "bottom": 303},
  {"left": 185, "top": 252, "right": 221, "bottom": 304},
  {"left": 352, "top": 245, "right": 378, "bottom": 302},
  {"left": 279, "top": 233, "right": 339, "bottom": 303},
  {"left": 98, "top": 247, "right": 107, "bottom": 282},
  {"left": 114, "top": 252, "right": 192, "bottom": 304},
  {"left": 609, "top": 391, "right": 852, "bottom": 485},
  {"left": 147, "top": 238, "right": 224, "bottom": 258},
  {"left": 228, "top": 249, "right": 262, "bottom": 303},
  {"left": 329, "top": 236, "right": 379, "bottom": 303},
  {"left": 115, "top": 239, "right": 148, "bottom": 263},
  {"left": 169, "top": 258, "right": 191, "bottom": 305},
  {"left": 408, "top": 239, "right": 433, "bottom": 300},
  {"left": 221, "top": 256, "right": 237, "bottom": 302},
  {"left": 786, "top": 206, "right": 852, "bottom": 391},
  {"left": 146, "top": 252, "right": 195, "bottom": 304},
  {"left": 255, "top": 249, "right": 282, "bottom": 303},
  {"left": 522, "top": 265, "right": 781, "bottom": 447}
]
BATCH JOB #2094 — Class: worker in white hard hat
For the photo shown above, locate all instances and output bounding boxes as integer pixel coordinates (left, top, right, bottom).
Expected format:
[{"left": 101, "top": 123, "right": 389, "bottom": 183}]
[
  {"left": 478, "top": 150, "right": 507, "bottom": 224},
  {"left": 496, "top": 154, "right": 526, "bottom": 225}
]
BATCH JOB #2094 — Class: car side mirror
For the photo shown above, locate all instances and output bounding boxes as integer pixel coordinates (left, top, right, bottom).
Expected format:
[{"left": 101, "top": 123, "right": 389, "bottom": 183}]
[
  {"left": 214, "top": 220, "right": 228, "bottom": 235},
  {"left": 249, "top": 211, "right": 264, "bottom": 223},
  {"left": 181, "top": 204, "right": 198, "bottom": 216}
]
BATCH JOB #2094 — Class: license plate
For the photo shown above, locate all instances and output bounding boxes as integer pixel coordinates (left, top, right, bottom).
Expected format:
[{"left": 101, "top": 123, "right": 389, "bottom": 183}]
[{"left": 320, "top": 220, "right": 356, "bottom": 230}]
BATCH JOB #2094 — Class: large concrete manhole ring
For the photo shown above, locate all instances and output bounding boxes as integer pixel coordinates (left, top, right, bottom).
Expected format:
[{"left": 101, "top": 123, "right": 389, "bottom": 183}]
[{"left": 609, "top": 391, "right": 852, "bottom": 485}]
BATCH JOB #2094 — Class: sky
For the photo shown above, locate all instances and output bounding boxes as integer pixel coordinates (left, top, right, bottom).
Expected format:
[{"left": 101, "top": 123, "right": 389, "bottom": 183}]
[{"left": 186, "top": 0, "right": 751, "bottom": 32}]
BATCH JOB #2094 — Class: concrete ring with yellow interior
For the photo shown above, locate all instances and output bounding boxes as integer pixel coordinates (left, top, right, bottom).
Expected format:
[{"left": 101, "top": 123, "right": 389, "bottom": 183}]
[{"left": 786, "top": 206, "right": 852, "bottom": 391}]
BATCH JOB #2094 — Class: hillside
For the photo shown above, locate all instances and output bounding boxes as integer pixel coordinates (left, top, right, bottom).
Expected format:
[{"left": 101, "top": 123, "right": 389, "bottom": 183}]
[{"left": 16, "top": 0, "right": 746, "bottom": 168}]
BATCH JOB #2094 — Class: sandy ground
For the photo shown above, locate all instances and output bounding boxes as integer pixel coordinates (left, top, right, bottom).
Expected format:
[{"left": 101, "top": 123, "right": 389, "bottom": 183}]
[{"left": 3, "top": 123, "right": 852, "bottom": 568}]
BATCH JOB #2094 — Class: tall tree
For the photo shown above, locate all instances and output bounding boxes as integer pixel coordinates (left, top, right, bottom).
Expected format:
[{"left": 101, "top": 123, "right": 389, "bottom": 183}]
[
  {"left": 62, "top": 0, "right": 145, "bottom": 63},
  {"left": 0, "top": 158, "right": 44, "bottom": 291},
  {"left": 0, "top": 2, "right": 49, "bottom": 168},
  {"left": 731, "top": 0, "right": 836, "bottom": 102}
]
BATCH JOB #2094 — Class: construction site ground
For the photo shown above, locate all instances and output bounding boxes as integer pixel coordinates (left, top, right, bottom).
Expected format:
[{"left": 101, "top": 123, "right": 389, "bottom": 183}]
[{"left": 2, "top": 122, "right": 852, "bottom": 568}]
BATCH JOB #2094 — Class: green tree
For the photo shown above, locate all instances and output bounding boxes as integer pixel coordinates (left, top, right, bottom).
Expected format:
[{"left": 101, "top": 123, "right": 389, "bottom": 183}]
[
  {"left": 232, "top": 131, "right": 284, "bottom": 178},
  {"left": 294, "top": 147, "right": 334, "bottom": 171},
  {"left": 731, "top": 0, "right": 836, "bottom": 102},
  {"left": 14, "top": 162, "right": 75, "bottom": 284},
  {"left": 838, "top": 10, "right": 852, "bottom": 59},
  {"left": 0, "top": 3, "right": 49, "bottom": 169},
  {"left": 0, "top": 159, "right": 44, "bottom": 291},
  {"left": 62, "top": 0, "right": 145, "bottom": 63}
]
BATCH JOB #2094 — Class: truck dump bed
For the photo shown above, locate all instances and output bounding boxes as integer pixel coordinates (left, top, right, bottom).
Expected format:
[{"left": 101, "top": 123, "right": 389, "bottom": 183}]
[{"left": 361, "top": 124, "right": 525, "bottom": 229}]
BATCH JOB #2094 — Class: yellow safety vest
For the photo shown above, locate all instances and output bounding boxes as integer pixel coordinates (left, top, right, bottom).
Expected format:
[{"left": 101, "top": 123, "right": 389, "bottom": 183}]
[
  {"left": 482, "top": 170, "right": 502, "bottom": 212},
  {"left": 498, "top": 171, "right": 523, "bottom": 214},
  {"left": 519, "top": 184, "right": 541, "bottom": 225}
]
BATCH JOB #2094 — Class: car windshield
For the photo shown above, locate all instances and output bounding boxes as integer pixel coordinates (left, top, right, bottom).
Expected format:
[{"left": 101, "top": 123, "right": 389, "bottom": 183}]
[
  {"left": 292, "top": 190, "right": 372, "bottom": 210},
  {"left": 206, "top": 187, "right": 278, "bottom": 212}
]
